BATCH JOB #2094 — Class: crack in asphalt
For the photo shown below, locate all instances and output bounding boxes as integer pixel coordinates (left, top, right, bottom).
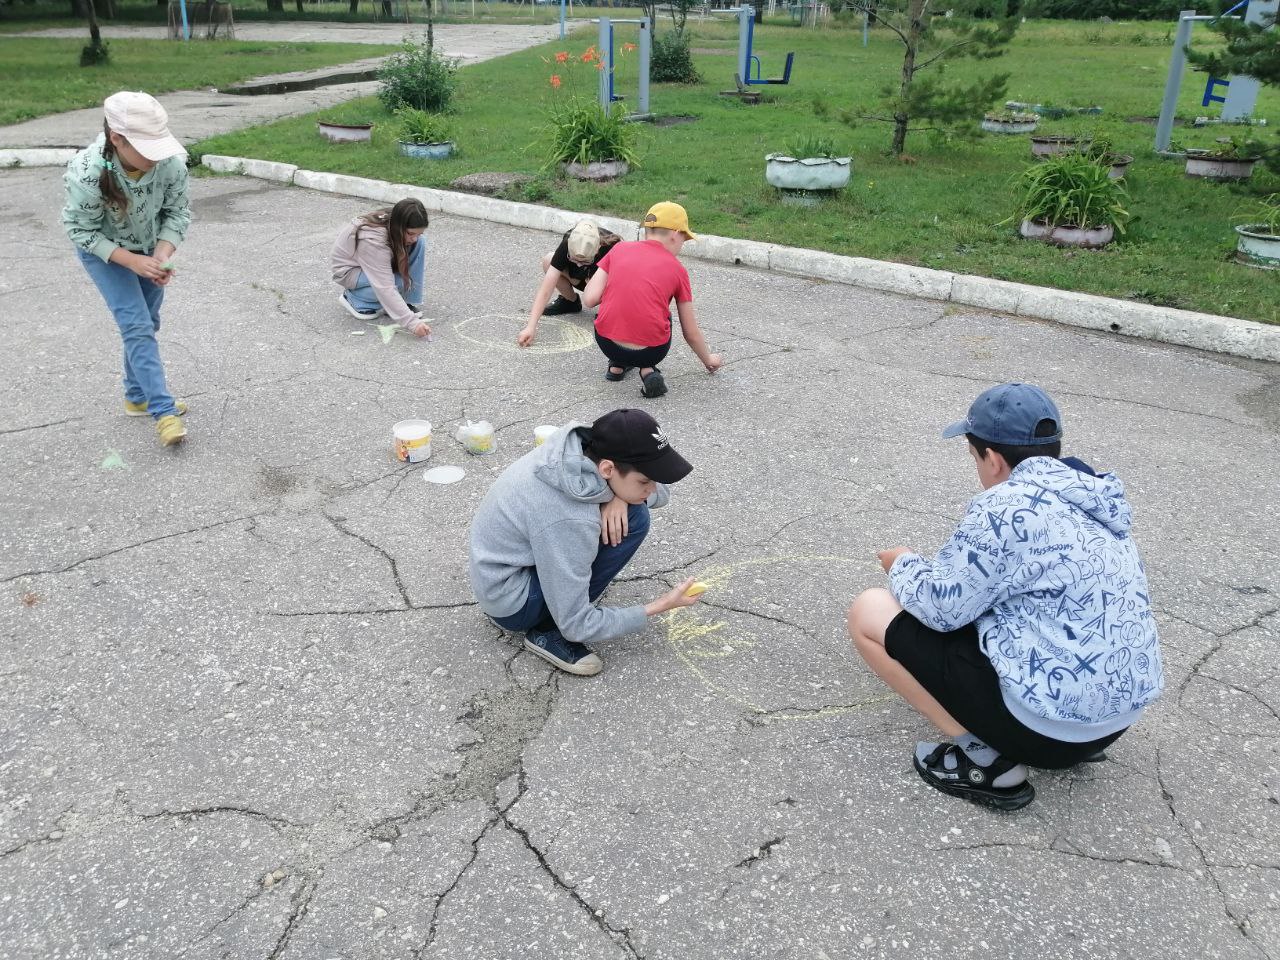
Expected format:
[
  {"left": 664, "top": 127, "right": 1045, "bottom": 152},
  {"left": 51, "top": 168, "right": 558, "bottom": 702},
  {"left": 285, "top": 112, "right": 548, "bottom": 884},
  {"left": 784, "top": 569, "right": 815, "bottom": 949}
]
[
  {"left": 266, "top": 870, "right": 321, "bottom": 960},
  {"left": 323, "top": 513, "right": 413, "bottom": 609},
  {"left": 734, "top": 836, "right": 785, "bottom": 869},
  {"left": 0, "top": 415, "right": 84, "bottom": 436},
  {"left": 0, "top": 513, "right": 264, "bottom": 585}
]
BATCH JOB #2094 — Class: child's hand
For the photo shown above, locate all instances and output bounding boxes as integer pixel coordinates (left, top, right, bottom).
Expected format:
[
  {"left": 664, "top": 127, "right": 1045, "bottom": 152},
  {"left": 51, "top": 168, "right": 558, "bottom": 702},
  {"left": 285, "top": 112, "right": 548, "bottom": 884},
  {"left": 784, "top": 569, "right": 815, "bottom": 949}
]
[
  {"left": 410, "top": 320, "right": 432, "bottom": 339},
  {"left": 517, "top": 324, "right": 537, "bottom": 348},
  {"left": 125, "top": 252, "right": 169, "bottom": 281},
  {"left": 704, "top": 353, "right": 723, "bottom": 373},
  {"left": 878, "top": 547, "right": 911, "bottom": 573},
  {"left": 644, "top": 577, "right": 703, "bottom": 617},
  {"left": 599, "top": 496, "right": 629, "bottom": 546}
]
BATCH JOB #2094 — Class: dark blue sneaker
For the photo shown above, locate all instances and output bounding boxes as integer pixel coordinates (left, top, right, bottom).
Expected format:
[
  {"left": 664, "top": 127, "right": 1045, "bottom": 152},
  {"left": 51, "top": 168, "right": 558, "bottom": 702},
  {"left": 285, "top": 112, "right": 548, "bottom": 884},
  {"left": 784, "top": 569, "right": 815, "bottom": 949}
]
[{"left": 523, "top": 628, "right": 603, "bottom": 676}]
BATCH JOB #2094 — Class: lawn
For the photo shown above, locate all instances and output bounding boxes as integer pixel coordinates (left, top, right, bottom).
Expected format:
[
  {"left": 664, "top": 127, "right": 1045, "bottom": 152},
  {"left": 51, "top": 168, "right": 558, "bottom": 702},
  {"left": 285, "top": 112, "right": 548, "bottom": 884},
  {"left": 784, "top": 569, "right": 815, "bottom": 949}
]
[
  {"left": 0, "top": 36, "right": 397, "bottom": 123},
  {"left": 0, "top": 0, "right": 622, "bottom": 31},
  {"left": 189, "top": 17, "right": 1280, "bottom": 323}
]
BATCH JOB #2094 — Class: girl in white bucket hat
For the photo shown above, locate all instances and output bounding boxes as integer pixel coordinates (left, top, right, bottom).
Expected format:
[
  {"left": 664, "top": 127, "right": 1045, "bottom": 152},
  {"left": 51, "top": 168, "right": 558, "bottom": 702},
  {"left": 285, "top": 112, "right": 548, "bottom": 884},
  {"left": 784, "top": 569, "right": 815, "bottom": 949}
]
[{"left": 61, "top": 91, "right": 192, "bottom": 447}]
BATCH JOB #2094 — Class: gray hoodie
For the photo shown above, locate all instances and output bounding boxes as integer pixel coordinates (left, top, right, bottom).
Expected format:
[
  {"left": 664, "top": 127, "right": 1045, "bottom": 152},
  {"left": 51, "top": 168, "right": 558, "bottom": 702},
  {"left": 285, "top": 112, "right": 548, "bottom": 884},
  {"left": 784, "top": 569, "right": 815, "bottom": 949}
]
[{"left": 468, "top": 423, "right": 670, "bottom": 644}]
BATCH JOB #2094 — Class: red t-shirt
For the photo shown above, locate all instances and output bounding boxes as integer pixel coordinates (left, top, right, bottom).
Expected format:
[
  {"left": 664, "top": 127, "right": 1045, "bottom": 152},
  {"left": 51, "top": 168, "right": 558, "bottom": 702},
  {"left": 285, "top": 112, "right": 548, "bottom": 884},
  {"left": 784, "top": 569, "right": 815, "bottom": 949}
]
[{"left": 594, "top": 240, "right": 693, "bottom": 347}]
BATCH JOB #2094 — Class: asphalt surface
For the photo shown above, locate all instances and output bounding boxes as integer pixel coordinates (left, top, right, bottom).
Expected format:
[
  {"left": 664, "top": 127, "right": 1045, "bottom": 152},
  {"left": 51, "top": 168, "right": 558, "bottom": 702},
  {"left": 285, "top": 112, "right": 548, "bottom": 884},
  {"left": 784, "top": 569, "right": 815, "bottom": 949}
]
[
  {"left": 0, "top": 22, "right": 567, "bottom": 148},
  {"left": 1, "top": 169, "right": 1278, "bottom": 960}
]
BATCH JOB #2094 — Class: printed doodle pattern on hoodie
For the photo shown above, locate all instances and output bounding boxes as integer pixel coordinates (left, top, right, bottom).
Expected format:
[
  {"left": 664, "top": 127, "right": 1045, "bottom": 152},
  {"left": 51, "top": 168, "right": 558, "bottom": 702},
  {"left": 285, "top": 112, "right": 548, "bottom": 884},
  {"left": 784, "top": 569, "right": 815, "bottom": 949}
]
[{"left": 889, "top": 456, "right": 1163, "bottom": 742}]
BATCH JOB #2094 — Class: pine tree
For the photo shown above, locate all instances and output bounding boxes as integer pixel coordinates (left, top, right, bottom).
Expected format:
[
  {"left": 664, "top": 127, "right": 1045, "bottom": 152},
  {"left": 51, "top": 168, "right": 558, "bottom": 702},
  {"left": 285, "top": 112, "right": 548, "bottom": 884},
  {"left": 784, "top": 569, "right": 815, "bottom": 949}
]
[
  {"left": 1187, "top": 6, "right": 1278, "bottom": 171},
  {"left": 846, "top": 0, "right": 1018, "bottom": 156}
]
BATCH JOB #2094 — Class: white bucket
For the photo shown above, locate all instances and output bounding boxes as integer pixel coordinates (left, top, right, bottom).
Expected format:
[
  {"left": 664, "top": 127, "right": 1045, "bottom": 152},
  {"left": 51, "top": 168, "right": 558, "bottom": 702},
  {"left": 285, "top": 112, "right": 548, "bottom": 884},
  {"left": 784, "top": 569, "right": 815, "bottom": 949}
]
[
  {"left": 534, "top": 425, "right": 558, "bottom": 446},
  {"left": 393, "top": 419, "right": 432, "bottom": 463},
  {"left": 456, "top": 420, "right": 495, "bottom": 455}
]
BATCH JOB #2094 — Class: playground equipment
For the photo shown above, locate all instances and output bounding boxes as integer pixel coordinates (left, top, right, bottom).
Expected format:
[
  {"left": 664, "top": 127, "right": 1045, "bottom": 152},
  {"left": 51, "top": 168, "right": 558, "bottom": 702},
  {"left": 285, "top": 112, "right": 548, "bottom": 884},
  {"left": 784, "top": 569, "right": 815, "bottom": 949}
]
[
  {"left": 595, "top": 16, "right": 653, "bottom": 120},
  {"left": 1156, "top": 0, "right": 1277, "bottom": 151},
  {"left": 729, "top": 6, "right": 795, "bottom": 85}
]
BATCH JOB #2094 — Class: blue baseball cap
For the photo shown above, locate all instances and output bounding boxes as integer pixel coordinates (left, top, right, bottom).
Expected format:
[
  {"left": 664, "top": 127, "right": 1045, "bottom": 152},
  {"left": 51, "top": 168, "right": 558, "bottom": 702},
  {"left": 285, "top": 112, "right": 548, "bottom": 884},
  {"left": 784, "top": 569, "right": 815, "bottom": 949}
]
[{"left": 941, "top": 383, "right": 1063, "bottom": 445}]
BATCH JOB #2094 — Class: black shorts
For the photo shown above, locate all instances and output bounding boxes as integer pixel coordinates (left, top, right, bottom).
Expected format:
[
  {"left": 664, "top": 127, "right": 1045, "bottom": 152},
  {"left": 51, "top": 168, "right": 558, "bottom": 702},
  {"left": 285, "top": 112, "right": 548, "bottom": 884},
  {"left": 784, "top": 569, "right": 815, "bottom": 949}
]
[
  {"left": 594, "top": 331, "right": 671, "bottom": 370},
  {"left": 884, "top": 610, "right": 1125, "bottom": 769}
]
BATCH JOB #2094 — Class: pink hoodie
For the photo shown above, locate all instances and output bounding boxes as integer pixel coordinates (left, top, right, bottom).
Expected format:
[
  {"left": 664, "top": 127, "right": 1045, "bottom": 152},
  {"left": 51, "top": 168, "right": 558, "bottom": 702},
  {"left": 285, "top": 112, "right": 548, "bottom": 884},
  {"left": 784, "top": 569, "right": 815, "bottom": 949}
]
[{"left": 330, "top": 219, "right": 418, "bottom": 328}]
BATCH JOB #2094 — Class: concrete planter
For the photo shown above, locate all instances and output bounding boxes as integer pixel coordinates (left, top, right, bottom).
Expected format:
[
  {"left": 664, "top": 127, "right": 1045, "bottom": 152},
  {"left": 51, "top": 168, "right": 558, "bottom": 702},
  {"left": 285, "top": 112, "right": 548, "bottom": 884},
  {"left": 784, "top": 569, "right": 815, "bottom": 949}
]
[
  {"left": 981, "top": 116, "right": 1038, "bottom": 134},
  {"left": 318, "top": 121, "right": 373, "bottom": 143},
  {"left": 1234, "top": 224, "right": 1280, "bottom": 269},
  {"left": 1185, "top": 150, "right": 1258, "bottom": 181},
  {"left": 765, "top": 154, "right": 852, "bottom": 192},
  {"left": 1020, "top": 218, "right": 1114, "bottom": 249},
  {"left": 398, "top": 140, "right": 455, "bottom": 160},
  {"left": 1031, "top": 135, "right": 1088, "bottom": 158},
  {"left": 1107, "top": 155, "right": 1133, "bottom": 180},
  {"left": 563, "top": 159, "right": 630, "bottom": 181}
]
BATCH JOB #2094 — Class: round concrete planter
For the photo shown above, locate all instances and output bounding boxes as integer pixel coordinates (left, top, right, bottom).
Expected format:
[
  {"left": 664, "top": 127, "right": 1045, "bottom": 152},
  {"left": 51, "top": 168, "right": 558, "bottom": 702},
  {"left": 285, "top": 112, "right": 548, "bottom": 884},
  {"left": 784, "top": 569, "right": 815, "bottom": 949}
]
[
  {"left": 1105, "top": 155, "right": 1133, "bottom": 179},
  {"left": 1020, "top": 218, "right": 1114, "bottom": 248},
  {"left": 1234, "top": 224, "right": 1280, "bottom": 269},
  {"left": 1185, "top": 150, "right": 1259, "bottom": 181},
  {"left": 398, "top": 140, "right": 455, "bottom": 160},
  {"left": 765, "top": 154, "right": 852, "bottom": 192},
  {"left": 981, "top": 116, "right": 1038, "bottom": 134},
  {"left": 563, "top": 159, "right": 630, "bottom": 181},
  {"left": 1031, "top": 135, "right": 1088, "bottom": 158},
  {"left": 317, "top": 121, "right": 373, "bottom": 143}
]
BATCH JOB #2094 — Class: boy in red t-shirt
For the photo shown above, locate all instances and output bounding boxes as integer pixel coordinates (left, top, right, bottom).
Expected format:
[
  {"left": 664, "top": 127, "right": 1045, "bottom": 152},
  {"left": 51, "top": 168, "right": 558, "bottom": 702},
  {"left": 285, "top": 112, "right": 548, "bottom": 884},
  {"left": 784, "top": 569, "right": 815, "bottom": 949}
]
[{"left": 580, "top": 202, "right": 722, "bottom": 399}]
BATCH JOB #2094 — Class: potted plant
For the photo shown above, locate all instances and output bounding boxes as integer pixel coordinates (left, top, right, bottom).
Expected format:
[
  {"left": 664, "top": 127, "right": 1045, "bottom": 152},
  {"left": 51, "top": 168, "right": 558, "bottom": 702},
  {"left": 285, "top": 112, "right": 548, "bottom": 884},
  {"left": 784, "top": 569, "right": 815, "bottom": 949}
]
[
  {"left": 765, "top": 136, "right": 851, "bottom": 204},
  {"left": 544, "top": 100, "right": 639, "bottom": 181},
  {"left": 1081, "top": 138, "right": 1133, "bottom": 180},
  {"left": 1233, "top": 193, "right": 1280, "bottom": 269},
  {"left": 396, "top": 107, "right": 455, "bottom": 160},
  {"left": 1031, "top": 133, "right": 1091, "bottom": 158},
  {"left": 317, "top": 118, "right": 374, "bottom": 143},
  {"left": 1185, "top": 137, "right": 1263, "bottom": 180},
  {"left": 1010, "top": 152, "right": 1130, "bottom": 249},
  {"left": 982, "top": 111, "right": 1039, "bottom": 134}
]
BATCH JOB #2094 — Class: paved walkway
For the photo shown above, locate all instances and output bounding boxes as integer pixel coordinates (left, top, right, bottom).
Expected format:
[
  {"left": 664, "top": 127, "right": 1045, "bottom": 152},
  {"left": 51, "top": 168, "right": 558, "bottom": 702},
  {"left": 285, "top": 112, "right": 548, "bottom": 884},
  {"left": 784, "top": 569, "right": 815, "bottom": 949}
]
[
  {"left": 0, "top": 22, "right": 568, "bottom": 147},
  {"left": 1, "top": 168, "right": 1278, "bottom": 960}
]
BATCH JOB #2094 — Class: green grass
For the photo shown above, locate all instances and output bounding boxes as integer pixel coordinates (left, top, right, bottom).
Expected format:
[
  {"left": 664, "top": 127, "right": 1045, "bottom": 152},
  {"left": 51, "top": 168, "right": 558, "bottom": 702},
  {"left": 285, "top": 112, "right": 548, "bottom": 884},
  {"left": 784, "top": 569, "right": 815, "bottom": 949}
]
[
  {"left": 0, "top": 36, "right": 399, "bottom": 123},
  {"left": 189, "top": 17, "right": 1279, "bottom": 323},
  {"left": 0, "top": 0, "right": 625, "bottom": 31}
]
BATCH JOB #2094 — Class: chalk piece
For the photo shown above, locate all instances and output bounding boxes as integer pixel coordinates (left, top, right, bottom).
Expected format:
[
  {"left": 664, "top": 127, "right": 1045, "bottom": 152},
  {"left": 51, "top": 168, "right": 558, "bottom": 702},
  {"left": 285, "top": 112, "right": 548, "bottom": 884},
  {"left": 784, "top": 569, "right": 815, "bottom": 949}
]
[
  {"left": 685, "top": 581, "right": 708, "bottom": 598},
  {"left": 424, "top": 465, "right": 465, "bottom": 485},
  {"left": 350, "top": 330, "right": 367, "bottom": 337}
]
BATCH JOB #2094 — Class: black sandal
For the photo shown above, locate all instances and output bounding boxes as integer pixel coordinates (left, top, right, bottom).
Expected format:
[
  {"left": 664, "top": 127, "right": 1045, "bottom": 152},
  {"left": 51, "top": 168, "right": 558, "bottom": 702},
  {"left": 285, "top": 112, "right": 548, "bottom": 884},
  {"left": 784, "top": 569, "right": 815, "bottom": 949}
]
[
  {"left": 604, "top": 366, "right": 628, "bottom": 382},
  {"left": 913, "top": 743, "right": 1035, "bottom": 811},
  {"left": 639, "top": 368, "right": 667, "bottom": 398}
]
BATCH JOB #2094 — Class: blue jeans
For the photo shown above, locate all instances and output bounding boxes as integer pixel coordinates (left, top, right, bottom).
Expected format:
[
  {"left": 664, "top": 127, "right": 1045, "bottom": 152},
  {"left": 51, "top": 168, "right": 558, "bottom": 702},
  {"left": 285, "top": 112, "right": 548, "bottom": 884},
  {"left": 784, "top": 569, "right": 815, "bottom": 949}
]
[
  {"left": 76, "top": 247, "right": 176, "bottom": 418},
  {"left": 492, "top": 503, "right": 651, "bottom": 634},
  {"left": 343, "top": 237, "right": 426, "bottom": 312}
]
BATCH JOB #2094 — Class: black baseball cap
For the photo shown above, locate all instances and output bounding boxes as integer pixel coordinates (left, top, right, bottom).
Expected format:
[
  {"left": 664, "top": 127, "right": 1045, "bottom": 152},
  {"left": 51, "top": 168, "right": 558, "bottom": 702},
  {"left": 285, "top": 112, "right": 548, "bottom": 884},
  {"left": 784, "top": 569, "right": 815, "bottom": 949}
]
[{"left": 585, "top": 409, "right": 692, "bottom": 484}]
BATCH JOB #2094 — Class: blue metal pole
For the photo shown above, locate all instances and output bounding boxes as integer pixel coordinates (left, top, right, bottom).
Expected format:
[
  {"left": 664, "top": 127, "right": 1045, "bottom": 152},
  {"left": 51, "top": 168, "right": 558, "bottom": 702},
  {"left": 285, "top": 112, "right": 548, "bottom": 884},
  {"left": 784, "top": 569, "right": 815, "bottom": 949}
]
[
  {"left": 179, "top": 0, "right": 190, "bottom": 39},
  {"left": 559, "top": 0, "right": 566, "bottom": 39}
]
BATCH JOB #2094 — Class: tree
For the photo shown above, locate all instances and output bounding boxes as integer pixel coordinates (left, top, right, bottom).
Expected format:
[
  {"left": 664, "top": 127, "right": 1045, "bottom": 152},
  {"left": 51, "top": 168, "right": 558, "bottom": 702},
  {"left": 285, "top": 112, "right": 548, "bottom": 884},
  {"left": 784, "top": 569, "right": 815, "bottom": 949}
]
[
  {"left": 845, "top": 0, "right": 1018, "bottom": 156},
  {"left": 1186, "top": 5, "right": 1279, "bottom": 172},
  {"left": 80, "top": 0, "right": 109, "bottom": 65}
]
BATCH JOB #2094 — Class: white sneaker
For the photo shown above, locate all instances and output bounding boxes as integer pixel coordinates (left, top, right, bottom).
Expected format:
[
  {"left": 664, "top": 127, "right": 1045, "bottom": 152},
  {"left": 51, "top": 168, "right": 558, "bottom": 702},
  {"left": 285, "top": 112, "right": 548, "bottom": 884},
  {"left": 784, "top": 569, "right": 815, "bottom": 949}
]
[{"left": 338, "top": 292, "right": 381, "bottom": 321}]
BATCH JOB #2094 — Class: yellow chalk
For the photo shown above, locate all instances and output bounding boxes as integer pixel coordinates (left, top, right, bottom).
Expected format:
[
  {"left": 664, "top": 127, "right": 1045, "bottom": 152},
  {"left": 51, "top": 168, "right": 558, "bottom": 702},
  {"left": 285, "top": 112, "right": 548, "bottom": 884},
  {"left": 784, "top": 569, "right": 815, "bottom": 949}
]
[{"left": 685, "top": 581, "right": 708, "bottom": 598}]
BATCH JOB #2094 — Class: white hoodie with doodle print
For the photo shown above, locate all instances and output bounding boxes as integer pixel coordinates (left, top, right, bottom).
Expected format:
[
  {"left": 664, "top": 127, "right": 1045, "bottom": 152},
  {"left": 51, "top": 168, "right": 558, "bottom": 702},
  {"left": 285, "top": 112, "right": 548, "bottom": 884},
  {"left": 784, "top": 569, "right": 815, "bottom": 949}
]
[{"left": 889, "top": 456, "right": 1163, "bottom": 743}]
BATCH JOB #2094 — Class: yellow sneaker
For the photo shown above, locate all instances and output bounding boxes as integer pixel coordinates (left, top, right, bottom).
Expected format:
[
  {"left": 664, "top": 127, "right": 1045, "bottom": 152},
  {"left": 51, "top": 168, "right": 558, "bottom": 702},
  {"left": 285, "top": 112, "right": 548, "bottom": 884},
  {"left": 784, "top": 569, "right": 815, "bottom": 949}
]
[
  {"left": 156, "top": 414, "right": 187, "bottom": 447},
  {"left": 125, "top": 398, "right": 188, "bottom": 417}
]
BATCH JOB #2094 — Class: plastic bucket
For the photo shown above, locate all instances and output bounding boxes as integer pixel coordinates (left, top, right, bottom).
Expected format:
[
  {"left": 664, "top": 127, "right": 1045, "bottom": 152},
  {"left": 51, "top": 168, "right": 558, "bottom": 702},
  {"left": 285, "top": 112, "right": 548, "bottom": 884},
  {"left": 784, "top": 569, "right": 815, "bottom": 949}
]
[
  {"left": 534, "top": 425, "right": 558, "bottom": 446},
  {"left": 393, "top": 420, "right": 432, "bottom": 463}
]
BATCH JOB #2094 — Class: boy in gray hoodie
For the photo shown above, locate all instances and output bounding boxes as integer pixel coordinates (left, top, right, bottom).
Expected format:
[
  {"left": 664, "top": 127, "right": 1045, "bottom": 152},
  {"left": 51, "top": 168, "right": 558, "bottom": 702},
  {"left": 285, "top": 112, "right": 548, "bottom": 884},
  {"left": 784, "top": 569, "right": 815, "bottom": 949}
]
[
  {"left": 847, "top": 383, "right": 1163, "bottom": 811},
  {"left": 469, "top": 409, "right": 703, "bottom": 676}
]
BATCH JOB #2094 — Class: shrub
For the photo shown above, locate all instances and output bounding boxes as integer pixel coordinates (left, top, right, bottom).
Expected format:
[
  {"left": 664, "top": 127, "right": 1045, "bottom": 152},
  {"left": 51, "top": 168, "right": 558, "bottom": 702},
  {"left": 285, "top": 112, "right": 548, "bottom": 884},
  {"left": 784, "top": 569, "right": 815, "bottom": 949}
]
[
  {"left": 650, "top": 31, "right": 700, "bottom": 84},
  {"left": 378, "top": 38, "right": 459, "bottom": 114},
  {"left": 1234, "top": 194, "right": 1280, "bottom": 236},
  {"left": 544, "top": 100, "right": 641, "bottom": 168},
  {"left": 396, "top": 107, "right": 453, "bottom": 144},
  {"left": 783, "top": 135, "right": 843, "bottom": 159},
  {"left": 1010, "top": 152, "right": 1131, "bottom": 231}
]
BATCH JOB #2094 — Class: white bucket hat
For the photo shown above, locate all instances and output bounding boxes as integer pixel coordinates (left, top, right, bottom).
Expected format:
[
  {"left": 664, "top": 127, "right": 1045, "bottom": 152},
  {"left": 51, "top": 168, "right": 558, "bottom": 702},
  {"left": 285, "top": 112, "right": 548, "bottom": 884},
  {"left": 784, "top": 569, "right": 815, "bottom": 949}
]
[
  {"left": 566, "top": 221, "right": 601, "bottom": 261},
  {"left": 104, "top": 91, "right": 186, "bottom": 163}
]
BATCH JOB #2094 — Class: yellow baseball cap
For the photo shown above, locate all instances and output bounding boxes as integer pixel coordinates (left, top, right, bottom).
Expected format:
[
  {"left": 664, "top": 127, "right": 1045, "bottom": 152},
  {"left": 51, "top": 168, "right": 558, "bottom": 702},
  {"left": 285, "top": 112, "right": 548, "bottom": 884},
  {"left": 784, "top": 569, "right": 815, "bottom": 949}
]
[{"left": 642, "top": 201, "right": 697, "bottom": 241}]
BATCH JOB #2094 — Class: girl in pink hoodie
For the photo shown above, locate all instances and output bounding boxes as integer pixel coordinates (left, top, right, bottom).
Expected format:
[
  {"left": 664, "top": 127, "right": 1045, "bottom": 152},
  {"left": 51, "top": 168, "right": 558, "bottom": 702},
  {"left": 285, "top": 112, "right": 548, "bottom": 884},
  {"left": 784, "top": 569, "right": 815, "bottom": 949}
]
[{"left": 330, "top": 198, "right": 431, "bottom": 338}]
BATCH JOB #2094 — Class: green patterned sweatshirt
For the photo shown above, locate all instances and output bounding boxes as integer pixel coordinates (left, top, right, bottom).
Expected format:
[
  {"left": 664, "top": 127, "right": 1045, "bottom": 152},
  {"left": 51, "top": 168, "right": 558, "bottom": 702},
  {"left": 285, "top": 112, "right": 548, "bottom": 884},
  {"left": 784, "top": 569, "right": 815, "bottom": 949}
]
[{"left": 61, "top": 134, "right": 192, "bottom": 262}]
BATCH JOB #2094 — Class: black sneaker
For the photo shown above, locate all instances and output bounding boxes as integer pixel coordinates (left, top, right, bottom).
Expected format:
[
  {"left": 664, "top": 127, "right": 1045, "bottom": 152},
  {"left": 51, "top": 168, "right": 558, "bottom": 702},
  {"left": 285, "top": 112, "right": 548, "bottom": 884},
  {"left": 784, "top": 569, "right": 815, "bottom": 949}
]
[
  {"left": 640, "top": 368, "right": 667, "bottom": 399},
  {"left": 913, "top": 742, "right": 1034, "bottom": 811},
  {"left": 542, "top": 296, "right": 583, "bottom": 316},
  {"left": 523, "top": 627, "right": 603, "bottom": 676}
]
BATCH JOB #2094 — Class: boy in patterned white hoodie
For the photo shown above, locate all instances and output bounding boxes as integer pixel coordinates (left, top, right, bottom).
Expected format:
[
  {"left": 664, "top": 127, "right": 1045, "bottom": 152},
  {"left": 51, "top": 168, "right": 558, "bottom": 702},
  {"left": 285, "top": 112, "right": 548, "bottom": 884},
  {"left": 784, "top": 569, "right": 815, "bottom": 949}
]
[{"left": 847, "top": 383, "right": 1163, "bottom": 810}]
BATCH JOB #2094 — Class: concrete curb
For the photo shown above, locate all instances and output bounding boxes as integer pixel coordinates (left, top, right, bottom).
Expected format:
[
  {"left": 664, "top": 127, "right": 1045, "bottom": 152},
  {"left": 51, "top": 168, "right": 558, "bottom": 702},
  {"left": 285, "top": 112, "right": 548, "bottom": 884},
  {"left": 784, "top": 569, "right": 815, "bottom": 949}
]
[
  {"left": 199, "top": 153, "right": 1279, "bottom": 363},
  {"left": 1, "top": 148, "right": 77, "bottom": 168}
]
